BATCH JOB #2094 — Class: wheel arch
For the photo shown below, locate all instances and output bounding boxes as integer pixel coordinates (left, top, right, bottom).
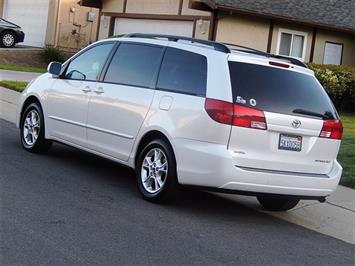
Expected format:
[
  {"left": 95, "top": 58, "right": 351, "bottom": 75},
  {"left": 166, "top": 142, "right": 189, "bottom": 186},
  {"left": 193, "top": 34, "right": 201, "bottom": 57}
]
[
  {"left": 20, "top": 95, "right": 42, "bottom": 123},
  {"left": 134, "top": 130, "right": 176, "bottom": 169}
]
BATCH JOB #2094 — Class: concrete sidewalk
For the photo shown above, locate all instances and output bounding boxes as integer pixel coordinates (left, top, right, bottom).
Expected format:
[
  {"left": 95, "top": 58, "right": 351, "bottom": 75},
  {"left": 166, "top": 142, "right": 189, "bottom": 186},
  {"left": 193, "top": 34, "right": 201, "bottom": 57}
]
[
  {"left": 0, "top": 69, "right": 41, "bottom": 82},
  {"left": 1, "top": 86, "right": 354, "bottom": 244},
  {"left": 0, "top": 86, "right": 19, "bottom": 123},
  {"left": 219, "top": 187, "right": 355, "bottom": 244}
]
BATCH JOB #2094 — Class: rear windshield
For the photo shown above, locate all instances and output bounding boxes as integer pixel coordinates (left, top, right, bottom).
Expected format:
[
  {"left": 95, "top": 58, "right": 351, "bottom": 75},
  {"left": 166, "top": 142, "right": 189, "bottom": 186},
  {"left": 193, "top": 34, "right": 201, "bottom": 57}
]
[{"left": 229, "top": 62, "right": 337, "bottom": 120}]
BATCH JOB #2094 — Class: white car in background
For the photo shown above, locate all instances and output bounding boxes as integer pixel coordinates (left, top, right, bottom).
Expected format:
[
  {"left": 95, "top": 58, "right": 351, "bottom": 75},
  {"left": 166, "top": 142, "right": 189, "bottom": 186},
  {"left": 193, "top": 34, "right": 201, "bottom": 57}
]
[{"left": 16, "top": 34, "right": 343, "bottom": 211}]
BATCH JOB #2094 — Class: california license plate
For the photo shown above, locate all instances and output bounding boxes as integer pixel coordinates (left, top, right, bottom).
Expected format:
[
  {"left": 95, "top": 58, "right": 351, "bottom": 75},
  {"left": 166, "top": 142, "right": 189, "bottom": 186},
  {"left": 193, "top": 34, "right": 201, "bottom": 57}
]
[{"left": 278, "top": 134, "right": 302, "bottom": 152}]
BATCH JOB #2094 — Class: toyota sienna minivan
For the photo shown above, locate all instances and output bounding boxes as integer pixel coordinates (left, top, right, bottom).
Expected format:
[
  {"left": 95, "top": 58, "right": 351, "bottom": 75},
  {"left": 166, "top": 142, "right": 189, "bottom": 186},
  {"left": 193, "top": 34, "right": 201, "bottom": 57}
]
[{"left": 17, "top": 34, "right": 343, "bottom": 211}]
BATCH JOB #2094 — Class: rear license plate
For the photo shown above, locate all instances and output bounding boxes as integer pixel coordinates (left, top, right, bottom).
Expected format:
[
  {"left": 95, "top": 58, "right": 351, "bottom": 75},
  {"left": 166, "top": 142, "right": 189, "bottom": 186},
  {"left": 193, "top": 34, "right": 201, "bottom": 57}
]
[{"left": 278, "top": 134, "right": 302, "bottom": 152}]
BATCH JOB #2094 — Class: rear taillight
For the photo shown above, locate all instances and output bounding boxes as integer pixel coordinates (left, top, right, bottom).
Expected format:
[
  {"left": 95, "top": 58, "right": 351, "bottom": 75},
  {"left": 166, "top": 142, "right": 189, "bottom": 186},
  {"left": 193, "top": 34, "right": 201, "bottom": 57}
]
[
  {"left": 204, "top": 98, "right": 233, "bottom": 124},
  {"left": 233, "top": 104, "right": 267, "bottom": 130},
  {"left": 319, "top": 120, "right": 343, "bottom": 140},
  {"left": 205, "top": 99, "right": 267, "bottom": 130}
]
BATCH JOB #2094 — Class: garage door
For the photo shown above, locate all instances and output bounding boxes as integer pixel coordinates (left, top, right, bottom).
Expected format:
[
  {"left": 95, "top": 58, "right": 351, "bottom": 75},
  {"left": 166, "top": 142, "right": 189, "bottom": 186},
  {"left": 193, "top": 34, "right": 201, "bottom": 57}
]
[
  {"left": 3, "top": 0, "right": 49, "bottom": 47},
  {"left": 114, "top": 18, "right": 194, "bottom": 37}
]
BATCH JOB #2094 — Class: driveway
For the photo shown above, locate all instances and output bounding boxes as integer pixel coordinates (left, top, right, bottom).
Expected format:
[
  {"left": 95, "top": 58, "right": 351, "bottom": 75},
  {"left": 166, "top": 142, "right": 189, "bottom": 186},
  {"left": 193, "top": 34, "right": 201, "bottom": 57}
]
[
  {"left": 0, "top": 118, "right": 355, "bottom": 265},
  {"left": 0, "top": 69, "right": 41, "bottom": 82}
]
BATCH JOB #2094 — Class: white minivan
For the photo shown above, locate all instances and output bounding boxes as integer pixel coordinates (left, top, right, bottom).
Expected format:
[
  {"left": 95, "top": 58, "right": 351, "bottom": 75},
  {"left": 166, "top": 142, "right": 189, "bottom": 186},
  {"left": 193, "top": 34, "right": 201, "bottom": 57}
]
[{"left": 17, "top": 34, "right": 343, "bottom": 211}]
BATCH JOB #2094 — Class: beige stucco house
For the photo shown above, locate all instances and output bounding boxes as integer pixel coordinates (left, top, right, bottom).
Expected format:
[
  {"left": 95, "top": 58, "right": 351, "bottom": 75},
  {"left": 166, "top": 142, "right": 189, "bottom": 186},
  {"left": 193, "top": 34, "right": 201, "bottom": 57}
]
[
  {"left": 81, "top": 0, "right": 355, "bottom": 66},
  {"left": 0, "top": 1, "right": 3, "bottom": 19},
  {"left": 0, "top": 0, "right": 99, "bottom": 50}
]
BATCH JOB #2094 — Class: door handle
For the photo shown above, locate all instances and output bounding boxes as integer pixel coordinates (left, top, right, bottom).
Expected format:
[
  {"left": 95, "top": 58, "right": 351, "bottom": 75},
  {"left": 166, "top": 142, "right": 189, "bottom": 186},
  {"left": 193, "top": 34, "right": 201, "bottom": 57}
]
[
  {"left": 82, "top": 86, "right": 91, "bottom": 93},
  {"left": 93, "top": 87, "right": 104, "bottom": 94}
]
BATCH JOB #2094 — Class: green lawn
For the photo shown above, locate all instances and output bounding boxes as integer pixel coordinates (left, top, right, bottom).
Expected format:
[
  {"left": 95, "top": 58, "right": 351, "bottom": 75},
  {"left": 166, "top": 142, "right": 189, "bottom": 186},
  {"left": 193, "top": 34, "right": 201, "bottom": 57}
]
[
  {"left": 0, "top": 80, "right": 28, "bottom": 92},
  {"left": 338, "top": 115, "right": 355, "bottom": 188},
  {"left": 0, "top": 64, "right": 46, "bottom": 73}
]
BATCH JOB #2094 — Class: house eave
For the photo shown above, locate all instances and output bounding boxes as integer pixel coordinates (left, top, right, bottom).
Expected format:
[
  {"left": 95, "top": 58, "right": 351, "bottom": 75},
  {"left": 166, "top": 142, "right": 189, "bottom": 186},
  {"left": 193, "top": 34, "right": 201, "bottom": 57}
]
[
  {"left": 193, "top": 0, "right": 355, "bottom": 34},
  {"left": 80, "top": 0, "right": 102, "bottom": 9}
]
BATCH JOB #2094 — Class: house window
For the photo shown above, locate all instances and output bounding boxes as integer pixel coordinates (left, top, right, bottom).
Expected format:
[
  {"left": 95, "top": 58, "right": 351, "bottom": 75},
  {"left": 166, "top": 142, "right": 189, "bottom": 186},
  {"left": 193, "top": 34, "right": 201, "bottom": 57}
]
[
  {"left": 323, "top": 42, "right": 343, "bottom": 65},
  {"left": 277, "top": 29, "right": 307, "bottom": 61}
]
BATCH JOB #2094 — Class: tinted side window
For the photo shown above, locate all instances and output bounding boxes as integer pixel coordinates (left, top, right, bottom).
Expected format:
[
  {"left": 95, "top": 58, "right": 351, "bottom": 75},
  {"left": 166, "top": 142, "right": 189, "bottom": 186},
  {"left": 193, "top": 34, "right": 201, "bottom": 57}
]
[
  {"left": 65, "top": 43, "right": 115, "bottom": 81},
  {"left": 157, "top": 48, "right": 207, "bottom": 96},
  {"left": 104, "top": 43, "right": 163, "bottom": 88}
]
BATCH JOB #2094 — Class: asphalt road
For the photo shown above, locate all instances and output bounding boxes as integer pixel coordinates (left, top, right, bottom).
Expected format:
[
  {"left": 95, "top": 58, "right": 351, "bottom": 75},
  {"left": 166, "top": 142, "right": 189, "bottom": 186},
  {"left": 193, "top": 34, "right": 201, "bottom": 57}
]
[{"left": 1, "top": 119, "right": 354, "bottom": 265}]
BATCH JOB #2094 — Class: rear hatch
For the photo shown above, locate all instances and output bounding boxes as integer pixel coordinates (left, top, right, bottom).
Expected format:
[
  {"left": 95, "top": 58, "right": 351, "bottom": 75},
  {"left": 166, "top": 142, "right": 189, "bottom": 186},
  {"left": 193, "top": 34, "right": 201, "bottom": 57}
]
[{"left": 227, "top": 60, "right": 342, "bottom": 175}]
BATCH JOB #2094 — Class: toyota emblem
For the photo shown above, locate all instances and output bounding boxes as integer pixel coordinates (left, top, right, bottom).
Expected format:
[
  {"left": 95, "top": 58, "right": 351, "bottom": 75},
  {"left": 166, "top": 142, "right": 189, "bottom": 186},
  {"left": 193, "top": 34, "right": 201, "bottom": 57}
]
[{"left": 292, "top": 119, "right": 301, "bottom": 128}]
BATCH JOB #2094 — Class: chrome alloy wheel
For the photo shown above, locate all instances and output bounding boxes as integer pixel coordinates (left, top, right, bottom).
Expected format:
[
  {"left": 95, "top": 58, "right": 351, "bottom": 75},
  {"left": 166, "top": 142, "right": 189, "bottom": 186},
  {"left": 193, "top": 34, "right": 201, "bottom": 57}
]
[
  {"left": 3, "top": 33, "right": 15, "bottom": 47},
  {"left": 23, "top": 110, "right": 40, "bottom": 146},
  {"left": 141, "top": 148, "right": 168, "bottom": 193}
]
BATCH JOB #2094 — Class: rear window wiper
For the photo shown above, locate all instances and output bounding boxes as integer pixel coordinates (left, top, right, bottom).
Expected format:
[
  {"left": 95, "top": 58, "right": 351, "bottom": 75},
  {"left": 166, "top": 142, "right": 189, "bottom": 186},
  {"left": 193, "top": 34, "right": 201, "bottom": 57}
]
[{"left": 293, "top": 109, "right": 334, "bottom": 120}]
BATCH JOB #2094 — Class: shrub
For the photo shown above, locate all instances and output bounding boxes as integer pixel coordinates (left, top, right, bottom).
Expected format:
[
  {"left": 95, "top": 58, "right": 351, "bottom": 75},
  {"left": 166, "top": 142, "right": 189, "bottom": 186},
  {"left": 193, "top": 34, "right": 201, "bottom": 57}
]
[
  {"left": 308, "top": 64, "right": 355, "bottom": 113},
  {"left": 43, "top": 47, "right": 65, "bottom": 64}
]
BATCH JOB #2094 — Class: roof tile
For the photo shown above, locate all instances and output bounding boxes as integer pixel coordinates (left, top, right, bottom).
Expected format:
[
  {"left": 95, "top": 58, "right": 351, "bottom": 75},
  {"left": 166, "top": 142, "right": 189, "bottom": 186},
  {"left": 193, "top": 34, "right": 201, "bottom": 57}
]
[{"left": 212, "top": 0, "right": 355, "bottom": 31}]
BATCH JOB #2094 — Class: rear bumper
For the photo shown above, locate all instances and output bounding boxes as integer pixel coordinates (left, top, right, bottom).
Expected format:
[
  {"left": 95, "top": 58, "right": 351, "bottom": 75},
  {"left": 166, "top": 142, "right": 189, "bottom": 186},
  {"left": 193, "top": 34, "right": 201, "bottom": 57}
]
[
  {"left": 174, "top": 138, "right": 342, "bottom": 198},
  {"left": 219, "top": 161, "right": 342, "bottom": 197}
]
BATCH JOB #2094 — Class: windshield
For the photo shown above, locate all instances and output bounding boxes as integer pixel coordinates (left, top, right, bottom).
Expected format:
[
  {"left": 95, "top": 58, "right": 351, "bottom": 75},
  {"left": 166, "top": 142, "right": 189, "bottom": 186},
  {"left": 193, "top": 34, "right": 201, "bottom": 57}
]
[{"left": 228, "top": 62, "right": 337, "bottom": 120}]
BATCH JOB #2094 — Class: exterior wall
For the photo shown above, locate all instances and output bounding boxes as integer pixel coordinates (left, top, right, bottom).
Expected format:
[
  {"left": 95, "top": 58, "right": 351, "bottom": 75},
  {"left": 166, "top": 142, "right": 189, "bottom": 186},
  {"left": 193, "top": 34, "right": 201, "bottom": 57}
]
[
  {"left": 215, "top": 14, "right": 355, "bottom": 66},
  {"left": 98, "top": 15, "right": 111, "bottom": 40},
  {"left": 46, "top": 0, "right": 99, "bottom": 51},
  {"left": 0, "top": 0, "right": 3, "bottom": 17},
  {"left": 102, "top": 0, "right": 124, "bottom": 13},
  {"left": 194, "top": 19, "right": 210, "bottom": 39},
  {"left": 270, "top": 22, "right": 313, "bottom": 62},
  {"left": 96, "top": 0, "right": 355, "bottom": 66},
  {"left": 126, "top": 0, "right": 180, "bottom": 15},
  {"left": 215, "top": 14, "right": 270, "bottom": 51},
  {"left": 313, "top": 29, "right": 355, "bottom": 66},
  {"left": 98, "top": 0, "right": 212, "bottom": 40},
  {"left": 45, "top": 0, "right": 60, "bottom": 47}
]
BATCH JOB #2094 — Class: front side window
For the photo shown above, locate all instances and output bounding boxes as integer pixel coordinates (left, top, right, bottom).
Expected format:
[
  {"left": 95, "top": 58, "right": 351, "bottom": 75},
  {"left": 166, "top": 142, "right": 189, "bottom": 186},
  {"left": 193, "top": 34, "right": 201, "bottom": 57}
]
[
  {"left": 104, "top": 43, "right": 163, "bottom": 88},
  {"left": 157, "top": 48, "right": 207, "bottom": 96},
  {"left": 277, "top": 29, "right": 307, "bottom": 61},
  {"left": 65, "top": 42, "right": 115, "bottom": 81}
]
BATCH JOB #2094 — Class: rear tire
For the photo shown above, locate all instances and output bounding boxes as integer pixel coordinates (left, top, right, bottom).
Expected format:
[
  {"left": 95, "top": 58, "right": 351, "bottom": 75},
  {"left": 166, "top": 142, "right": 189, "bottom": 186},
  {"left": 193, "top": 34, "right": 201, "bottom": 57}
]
[
  {"left": 257, "top": 196, "right": 299, "bottom": 211},
  {"left": 136, "top": 139, "right": 179, "bottom": 203},
  {"left": 20, "top": 103, "right": 52, "bottom": 153}
]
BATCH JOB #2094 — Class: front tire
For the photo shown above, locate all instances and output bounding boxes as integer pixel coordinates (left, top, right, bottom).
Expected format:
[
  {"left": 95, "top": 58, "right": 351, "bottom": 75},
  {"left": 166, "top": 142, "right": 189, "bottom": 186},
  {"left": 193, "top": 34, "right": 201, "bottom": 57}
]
[
  {"left": 0, "top": 31, "right": 16, "bottom": 48},
  {"left": 136, "top": 139, "right": 179, "bottom": 203},
  {"left": 20, "top": 103, "right": 52, "bottom": 153},
  {"left": 257, "top": 196, "right": 299, "bottom": 211}
]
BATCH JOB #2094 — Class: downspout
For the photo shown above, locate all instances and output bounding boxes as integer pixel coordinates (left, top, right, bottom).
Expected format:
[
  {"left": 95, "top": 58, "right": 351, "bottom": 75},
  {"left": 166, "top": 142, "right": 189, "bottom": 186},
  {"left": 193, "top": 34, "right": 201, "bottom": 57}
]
[{"left": 309, "top": 27, "right": 317, "bottom": 63}]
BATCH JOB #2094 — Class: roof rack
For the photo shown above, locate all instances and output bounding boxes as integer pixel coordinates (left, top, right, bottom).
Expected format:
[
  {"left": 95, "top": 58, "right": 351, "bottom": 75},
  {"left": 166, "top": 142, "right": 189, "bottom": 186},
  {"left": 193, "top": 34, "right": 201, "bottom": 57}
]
[
  {"left": 124, "top": 33, "right": 231, "bottom": 53},
  {"left": 224, "top": 42, "right": 308, "bottom": 68},
  {"left": 123, "top": 34, "right": 307, "bottom": 68}
]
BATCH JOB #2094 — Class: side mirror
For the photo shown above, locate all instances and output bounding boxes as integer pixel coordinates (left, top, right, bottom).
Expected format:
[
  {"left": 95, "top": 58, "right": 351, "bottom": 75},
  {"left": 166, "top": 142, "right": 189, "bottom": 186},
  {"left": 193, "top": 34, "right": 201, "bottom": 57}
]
[{"left": 47, "top": 62, "right": 62, "bottom": 77}]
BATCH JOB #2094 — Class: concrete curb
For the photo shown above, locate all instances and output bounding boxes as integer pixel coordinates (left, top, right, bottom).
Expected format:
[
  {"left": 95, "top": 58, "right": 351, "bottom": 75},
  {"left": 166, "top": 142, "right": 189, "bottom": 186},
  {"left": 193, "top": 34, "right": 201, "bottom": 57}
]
[{"left": 1, "top": 86, "right": 354, "bottom": 244}]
